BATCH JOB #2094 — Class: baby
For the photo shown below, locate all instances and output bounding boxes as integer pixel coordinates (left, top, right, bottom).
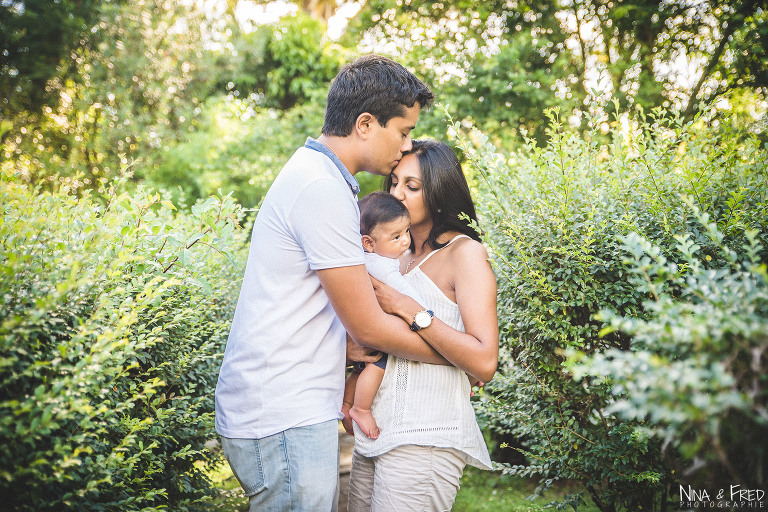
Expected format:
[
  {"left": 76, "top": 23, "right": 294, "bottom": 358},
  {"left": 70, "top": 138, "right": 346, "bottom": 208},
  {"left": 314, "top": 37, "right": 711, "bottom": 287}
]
[{"left": 342, "top": 191, "right": 424, "bottom": 439}]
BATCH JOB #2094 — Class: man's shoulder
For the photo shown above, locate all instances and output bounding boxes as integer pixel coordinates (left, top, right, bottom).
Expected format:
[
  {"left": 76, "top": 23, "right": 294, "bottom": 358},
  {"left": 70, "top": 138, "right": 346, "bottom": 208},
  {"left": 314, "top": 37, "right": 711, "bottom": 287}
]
[
  {"left": 267, "top": 147, "right": 345, "bottom": 200},
  {"left": 284, "top": 146, "right": 334, "bottom": 173},
  {"left": 274, "top": 147, "right": 345, "bottom": 189}
]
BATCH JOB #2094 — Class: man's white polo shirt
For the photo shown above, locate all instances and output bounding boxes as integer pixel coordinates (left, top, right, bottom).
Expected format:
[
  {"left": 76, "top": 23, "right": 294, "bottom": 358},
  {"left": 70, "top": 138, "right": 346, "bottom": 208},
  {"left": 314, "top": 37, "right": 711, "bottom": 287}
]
[{"left": 215, "top": 138, "right": 364, "bottom": 439}]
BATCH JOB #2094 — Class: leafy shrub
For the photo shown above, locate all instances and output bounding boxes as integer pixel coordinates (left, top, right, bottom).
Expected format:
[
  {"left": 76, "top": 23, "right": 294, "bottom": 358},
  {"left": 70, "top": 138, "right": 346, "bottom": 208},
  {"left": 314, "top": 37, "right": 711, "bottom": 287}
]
[
  {"left": 138, "top": 95, "right": 326, "bottom": 207},
  {"left": 571, "top": 217, "right": 768, "bottom": 490},
  {"left": 454, "top": 106, "right": 768, "bottom": 510},
  {"left": 0, "top": 170, "right": 246, "bottom": 510},
  {"left": 140, "top": 95, "right": 385, "bottom": 208}
]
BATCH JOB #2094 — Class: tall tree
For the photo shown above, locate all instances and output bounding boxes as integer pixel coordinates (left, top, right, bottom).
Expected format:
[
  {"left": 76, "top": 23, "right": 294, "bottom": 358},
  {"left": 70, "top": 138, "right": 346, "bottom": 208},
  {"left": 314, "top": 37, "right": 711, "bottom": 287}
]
[
  {"left": 224, "top": 0, "right": 340, "bottom": 22},
  {"left": 346, "top": 0, "right": 768, "bottom": 142},
  {"left": 1, "top": 0, "right": 104, "bottom": 114},
  {"left": 301, "top": 0, "right": 338, "bottom": 22},
  {"left": 1, "top": 0, "right": 218, "bottom": 190},
  {"left": 0, "top": 0, "right": 112, "bottom": 144}
]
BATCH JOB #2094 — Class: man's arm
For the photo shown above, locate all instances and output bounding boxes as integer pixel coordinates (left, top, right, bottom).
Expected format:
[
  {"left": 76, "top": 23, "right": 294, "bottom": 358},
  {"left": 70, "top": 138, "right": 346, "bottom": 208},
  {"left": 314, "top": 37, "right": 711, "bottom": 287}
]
[{"left": 317, "top": 264, "right": 448, "bottom": 365}]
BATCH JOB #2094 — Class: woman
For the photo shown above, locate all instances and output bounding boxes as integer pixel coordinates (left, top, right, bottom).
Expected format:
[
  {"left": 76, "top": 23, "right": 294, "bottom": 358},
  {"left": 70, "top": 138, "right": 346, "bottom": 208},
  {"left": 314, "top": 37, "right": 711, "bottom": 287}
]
[{"left": 347, "top": 139, "right": 499, "bottom": 511}]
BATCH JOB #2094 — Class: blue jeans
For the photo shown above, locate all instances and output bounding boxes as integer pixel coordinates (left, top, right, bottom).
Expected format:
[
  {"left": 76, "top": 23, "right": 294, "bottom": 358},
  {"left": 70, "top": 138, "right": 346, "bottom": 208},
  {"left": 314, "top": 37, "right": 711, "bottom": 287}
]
[{"left": 221, "top": 419, "right": 340, "bottom": 512}]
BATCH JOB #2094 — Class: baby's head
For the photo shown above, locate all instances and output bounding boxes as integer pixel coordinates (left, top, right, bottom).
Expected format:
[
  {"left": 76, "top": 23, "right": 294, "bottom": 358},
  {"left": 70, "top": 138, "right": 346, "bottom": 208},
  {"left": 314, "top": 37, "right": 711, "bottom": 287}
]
[{"left": 359, "top": 191, "right": 411, "bottom": 259}]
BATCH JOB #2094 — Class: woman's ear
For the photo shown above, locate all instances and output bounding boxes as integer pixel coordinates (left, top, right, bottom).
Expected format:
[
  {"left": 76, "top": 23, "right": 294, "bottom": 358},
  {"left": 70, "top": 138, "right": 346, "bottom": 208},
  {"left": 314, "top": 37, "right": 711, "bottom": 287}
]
[{"left": 361, "top": 234, "right": 375, "bottom": 253}]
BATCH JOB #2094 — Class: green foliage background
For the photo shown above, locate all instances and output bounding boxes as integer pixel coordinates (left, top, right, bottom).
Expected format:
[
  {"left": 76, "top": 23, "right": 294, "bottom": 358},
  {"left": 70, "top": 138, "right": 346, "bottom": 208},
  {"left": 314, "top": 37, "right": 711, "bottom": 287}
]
[
  {"left": 459, "top": 106, "right": 768, "bottom": 509},
  {"left": 1, "top": 173, "right": 247, "bottom": 510}
]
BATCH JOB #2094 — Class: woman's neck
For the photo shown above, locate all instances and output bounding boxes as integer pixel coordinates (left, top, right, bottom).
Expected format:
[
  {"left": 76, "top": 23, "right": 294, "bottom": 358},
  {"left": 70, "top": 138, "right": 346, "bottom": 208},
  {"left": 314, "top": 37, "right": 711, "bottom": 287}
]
[{"left": 409, "top": 222, "right": 432, "bottom": 258}]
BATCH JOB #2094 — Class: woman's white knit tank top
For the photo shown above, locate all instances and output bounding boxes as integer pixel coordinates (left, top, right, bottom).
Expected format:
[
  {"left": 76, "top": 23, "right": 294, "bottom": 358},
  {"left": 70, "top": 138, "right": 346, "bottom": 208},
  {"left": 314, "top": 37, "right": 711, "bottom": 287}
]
[{"left": 353, "top": 235, "right": 492, "bottom": 469}]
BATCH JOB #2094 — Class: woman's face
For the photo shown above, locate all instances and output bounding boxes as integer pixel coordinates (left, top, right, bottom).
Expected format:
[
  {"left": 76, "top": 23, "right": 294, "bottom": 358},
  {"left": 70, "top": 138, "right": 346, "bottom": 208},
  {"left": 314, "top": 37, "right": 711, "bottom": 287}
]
[{"left": 389, "top": 154, "right": 429, "bottom": 227}]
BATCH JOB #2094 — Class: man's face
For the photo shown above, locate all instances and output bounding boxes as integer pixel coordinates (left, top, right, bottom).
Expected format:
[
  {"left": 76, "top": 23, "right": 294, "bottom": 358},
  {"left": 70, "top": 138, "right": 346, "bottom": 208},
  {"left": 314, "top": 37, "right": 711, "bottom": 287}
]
[{"left": 363, "top": 103, "right": 420, "bottom": 176}]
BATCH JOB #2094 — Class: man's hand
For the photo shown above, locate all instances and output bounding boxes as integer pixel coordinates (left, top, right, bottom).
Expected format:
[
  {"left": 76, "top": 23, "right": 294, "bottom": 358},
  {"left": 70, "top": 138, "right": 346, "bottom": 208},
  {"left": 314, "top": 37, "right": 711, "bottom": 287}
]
[{"left": 346, "top": 334, "right": 381, "bottom": 365}]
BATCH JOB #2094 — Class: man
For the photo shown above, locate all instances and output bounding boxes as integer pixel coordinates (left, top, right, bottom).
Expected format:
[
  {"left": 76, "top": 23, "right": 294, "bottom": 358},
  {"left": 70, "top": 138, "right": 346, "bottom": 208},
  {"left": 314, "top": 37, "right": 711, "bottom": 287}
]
[{"left": 215, "top": 54, "right": 442, "bottom": 511}]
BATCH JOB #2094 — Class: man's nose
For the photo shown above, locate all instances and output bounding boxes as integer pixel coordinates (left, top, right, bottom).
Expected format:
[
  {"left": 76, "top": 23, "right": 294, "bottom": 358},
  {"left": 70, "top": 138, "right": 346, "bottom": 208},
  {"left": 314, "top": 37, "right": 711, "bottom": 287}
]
[{"left": 400, "top": 135, "right": 412, "bottom": 153}]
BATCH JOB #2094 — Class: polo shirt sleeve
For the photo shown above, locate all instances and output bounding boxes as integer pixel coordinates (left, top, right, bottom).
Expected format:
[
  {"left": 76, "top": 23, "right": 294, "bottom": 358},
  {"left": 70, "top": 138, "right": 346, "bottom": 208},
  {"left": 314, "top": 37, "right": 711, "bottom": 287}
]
[{"left": 290, "top": 177, "right": 365, "bottom": 270}]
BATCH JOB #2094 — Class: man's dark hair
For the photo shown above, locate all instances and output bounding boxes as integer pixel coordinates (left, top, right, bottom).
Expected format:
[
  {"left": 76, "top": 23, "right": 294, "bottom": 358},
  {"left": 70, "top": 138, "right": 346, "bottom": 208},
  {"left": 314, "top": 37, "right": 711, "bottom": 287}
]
[
  {"left": 384, "top": 139, "right": 481, "bottom": 251},
  {"left": 322, "top": 54, "right": 434, "bottom": 136},
  {"left": 358, "top": 191, "right": 409, "bottom": 236}
]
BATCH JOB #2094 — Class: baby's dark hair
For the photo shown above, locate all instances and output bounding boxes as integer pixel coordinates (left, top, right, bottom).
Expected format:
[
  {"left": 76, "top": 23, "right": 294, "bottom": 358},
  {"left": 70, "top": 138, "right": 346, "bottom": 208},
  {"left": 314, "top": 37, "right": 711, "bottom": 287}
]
[{"left": 358, "top": 191, "right": 409, "bottom": 236}]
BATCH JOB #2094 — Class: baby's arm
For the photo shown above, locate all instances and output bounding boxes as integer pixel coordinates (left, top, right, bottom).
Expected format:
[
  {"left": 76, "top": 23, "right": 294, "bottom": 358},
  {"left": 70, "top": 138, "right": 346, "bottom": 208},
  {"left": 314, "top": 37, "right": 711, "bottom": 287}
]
[{"left": 364, "top": 253, "right": 425, "bottom": 305}]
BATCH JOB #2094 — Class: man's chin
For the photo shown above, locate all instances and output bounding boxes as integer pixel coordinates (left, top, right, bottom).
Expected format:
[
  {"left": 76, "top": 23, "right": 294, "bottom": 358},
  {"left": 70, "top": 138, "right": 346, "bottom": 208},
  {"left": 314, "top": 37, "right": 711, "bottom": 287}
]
[{"left": 366, "top": 166, "right": 395, "bottom": 177}]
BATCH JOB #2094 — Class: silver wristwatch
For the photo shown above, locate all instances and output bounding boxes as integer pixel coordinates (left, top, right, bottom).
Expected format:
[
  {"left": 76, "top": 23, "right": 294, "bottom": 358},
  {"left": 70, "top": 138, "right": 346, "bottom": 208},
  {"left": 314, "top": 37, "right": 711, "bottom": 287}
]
[{"left": 410, "top": 310, "right": 434, "bottom": 332}]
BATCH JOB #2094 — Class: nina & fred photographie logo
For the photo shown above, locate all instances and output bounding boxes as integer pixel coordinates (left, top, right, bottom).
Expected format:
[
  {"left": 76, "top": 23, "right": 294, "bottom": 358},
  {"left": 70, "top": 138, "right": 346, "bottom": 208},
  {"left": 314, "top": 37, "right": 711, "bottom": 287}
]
[{"left": 679, "top": 484, "right": 765, "bottom": 509}]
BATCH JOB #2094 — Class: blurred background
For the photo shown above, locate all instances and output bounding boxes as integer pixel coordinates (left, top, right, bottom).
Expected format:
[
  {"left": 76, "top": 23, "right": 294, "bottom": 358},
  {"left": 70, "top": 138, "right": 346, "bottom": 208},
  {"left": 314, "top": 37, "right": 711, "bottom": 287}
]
[{"left": 3, "top": 0, "right": 766, "bottom": 206}]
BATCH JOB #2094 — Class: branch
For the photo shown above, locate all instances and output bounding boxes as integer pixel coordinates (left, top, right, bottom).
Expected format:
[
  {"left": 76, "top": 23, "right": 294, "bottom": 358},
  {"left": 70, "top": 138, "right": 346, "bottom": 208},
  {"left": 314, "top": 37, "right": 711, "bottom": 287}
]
[
  {"left": 572, "top": 4, "right": 588, "bottom": 79},
  {"left": 683, "top": 0, "right": 759, "bottom": 118}
]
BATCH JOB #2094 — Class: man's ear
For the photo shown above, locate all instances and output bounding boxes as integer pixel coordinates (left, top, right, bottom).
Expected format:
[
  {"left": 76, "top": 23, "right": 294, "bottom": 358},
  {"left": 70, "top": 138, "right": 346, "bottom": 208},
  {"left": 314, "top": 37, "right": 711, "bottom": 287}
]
[
  {"left": 361, "top": 234, "right": 375, "bottom": 253},
  {"left": 355, "top": 112, "right": 376, "bottom": 139}
]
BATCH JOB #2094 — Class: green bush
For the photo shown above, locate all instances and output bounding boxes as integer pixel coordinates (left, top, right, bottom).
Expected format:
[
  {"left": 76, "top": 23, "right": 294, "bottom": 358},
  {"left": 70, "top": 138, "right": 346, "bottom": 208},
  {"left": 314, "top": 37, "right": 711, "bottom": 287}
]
[
  {"left": 137, "top": 95, "right": 322, "bottom": 207},
  {"left": 140, "top": 95, "right": 384, "bottom": 208},
  {"left": 454, "top": 106, "right": 768, "bottom": 510},
  {"left": 571, "top": 218, "right": 768, "bottom": 490},
  {"left": 0, "top": 170, "right": 246, "bottom": 510}
]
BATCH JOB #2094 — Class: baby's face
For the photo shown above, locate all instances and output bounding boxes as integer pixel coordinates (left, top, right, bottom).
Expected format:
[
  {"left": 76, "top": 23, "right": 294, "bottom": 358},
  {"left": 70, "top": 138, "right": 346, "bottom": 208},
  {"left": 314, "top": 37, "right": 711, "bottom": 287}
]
[{"left": 368, "top": 215, "right": 411, "bottom": 259}]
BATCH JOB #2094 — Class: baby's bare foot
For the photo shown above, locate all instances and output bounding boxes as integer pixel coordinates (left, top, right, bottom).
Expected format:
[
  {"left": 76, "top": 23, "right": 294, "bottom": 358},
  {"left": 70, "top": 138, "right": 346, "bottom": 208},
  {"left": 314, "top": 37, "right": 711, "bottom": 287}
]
[{"left": 350, "top": 405, "right": 380, "bottom": 439}]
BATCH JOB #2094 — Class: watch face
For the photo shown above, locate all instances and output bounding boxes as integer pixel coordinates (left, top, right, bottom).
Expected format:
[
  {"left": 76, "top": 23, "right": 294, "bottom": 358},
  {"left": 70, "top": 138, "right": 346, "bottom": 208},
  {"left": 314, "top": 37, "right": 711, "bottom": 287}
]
[{"left": 415, "top": 311, "right": 432, "bottom": 328}]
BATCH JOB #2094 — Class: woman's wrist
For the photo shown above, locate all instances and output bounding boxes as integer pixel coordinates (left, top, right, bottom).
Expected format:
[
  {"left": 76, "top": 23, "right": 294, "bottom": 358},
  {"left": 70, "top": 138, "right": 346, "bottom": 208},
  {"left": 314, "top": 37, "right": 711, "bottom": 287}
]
[{"left": 397, "top": 299, "right": 422, "bottom": 324}]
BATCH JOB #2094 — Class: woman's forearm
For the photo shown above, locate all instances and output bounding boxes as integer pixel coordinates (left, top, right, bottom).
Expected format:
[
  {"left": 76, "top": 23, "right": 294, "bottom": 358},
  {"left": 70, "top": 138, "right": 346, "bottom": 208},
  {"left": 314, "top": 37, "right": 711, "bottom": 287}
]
[
  {"left": 368, "top": 270, "right": 497, "bottom": 377},
  {"left": 415, "top": 319, "right": 498, "bottom": 382}
]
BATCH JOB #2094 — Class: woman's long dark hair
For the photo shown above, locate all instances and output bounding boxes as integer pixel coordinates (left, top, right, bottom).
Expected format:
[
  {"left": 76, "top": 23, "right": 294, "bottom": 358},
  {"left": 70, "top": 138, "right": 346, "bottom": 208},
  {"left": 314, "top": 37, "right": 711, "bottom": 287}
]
[{"left": 385, "top": 139, "right": 481, "bottom": 252}]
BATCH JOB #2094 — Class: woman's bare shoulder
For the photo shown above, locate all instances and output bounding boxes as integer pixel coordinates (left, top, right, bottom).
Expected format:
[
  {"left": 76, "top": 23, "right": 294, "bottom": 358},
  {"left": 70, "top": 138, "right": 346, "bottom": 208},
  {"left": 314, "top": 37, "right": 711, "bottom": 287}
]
[
  {"left": 449, "top": 236, "right": 490, "bottom": 265},
  {"left": 448, "top": 237, "right": 496, "bottom": 293}
]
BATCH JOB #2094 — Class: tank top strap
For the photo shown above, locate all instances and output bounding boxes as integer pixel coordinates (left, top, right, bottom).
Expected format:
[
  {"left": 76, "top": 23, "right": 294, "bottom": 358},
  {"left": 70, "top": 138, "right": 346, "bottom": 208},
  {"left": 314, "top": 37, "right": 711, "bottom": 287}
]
[{"left": 412, "top": 234, "right": 472, "bottom": 271}]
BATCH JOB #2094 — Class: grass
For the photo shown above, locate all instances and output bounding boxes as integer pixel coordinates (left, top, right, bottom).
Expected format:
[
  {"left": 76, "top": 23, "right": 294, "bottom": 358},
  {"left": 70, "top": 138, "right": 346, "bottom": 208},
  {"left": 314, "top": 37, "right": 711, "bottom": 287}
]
[
  {"left": 207, "top": 460, "right": 248, "bottom": 512},
  {"left": 453, "top": 466, "right": 600, "bottom": 512},
  {"left": 207, "top": 459, "right": 601, "bottom": 512}
]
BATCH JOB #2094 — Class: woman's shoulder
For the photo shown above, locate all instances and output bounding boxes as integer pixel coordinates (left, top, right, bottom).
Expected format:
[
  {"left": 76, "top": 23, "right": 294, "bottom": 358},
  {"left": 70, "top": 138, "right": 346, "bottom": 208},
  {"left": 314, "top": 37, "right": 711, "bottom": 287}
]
[{"left": 443, "top": 234, "right": 489, "bottom": 264}]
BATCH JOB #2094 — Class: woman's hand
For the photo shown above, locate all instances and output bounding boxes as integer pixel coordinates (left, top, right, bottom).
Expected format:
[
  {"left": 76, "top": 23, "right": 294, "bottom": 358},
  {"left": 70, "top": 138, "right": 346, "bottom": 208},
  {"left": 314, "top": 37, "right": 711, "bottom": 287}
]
[
  {"left": 403, "top": 239, "right": 499, "bottom": 382},
  {"left": 468, "top": 375, "right": 484, "bottom": 397},
  {"left": 341, "top": 401, "right": 355, "bottom": 436},
  {"left": 370, "top": 275, "right": 421, "bottom": 321}
]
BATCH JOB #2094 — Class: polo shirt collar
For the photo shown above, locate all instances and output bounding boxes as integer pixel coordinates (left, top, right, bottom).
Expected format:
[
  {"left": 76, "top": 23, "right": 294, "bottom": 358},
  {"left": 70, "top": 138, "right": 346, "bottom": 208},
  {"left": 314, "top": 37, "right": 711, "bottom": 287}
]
[{"left": 305, "top": 137, "right": 360, "bottom": 195}]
